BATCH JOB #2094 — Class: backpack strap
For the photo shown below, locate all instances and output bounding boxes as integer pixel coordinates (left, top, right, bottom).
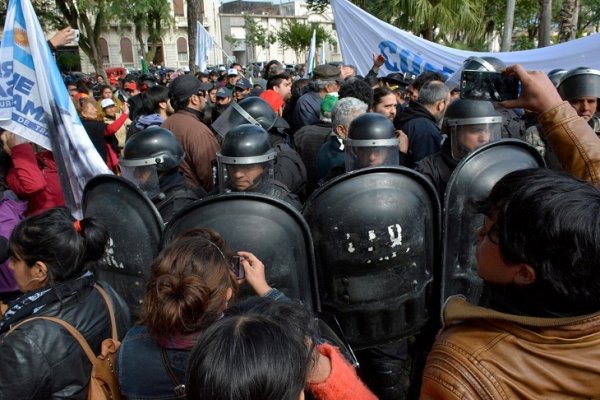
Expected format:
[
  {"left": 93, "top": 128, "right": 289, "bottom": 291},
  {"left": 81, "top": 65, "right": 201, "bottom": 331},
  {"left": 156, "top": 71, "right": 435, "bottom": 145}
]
[
  {"left": 8, "top": 315, "right": 96, "bottom": 364},
  {"left": 93, "top": 284, "right": 118, "bottom": 341}
]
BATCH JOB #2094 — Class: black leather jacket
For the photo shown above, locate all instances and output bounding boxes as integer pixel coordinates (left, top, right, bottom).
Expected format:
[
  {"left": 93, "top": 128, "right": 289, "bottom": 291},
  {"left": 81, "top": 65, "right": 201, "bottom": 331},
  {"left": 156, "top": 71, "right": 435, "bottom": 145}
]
[{"left": 0, "top": 282, "right": 130, "bottom": 399}]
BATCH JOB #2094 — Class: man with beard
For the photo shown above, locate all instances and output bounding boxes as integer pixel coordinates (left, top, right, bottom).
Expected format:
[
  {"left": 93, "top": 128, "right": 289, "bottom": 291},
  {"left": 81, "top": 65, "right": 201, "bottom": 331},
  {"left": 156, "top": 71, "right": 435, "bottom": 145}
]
[{"left": 162, "top": 74, "right": 220, "bottom": 192}]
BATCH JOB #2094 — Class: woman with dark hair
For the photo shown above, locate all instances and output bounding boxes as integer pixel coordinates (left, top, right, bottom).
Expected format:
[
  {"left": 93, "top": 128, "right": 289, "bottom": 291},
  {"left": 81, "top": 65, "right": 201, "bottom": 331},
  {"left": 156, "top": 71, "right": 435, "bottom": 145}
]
[
  {"left": 224, "top": 297, "right": 378, "bottom": 400},
  {"left": 117, "top": 228, "right": 283, "bottom": 399},
  {"left": 187, "top": 314, "right": 311, "bottom": 400},
  {"left": 0, "top": 207, "right": 130, "bottom": 399}
]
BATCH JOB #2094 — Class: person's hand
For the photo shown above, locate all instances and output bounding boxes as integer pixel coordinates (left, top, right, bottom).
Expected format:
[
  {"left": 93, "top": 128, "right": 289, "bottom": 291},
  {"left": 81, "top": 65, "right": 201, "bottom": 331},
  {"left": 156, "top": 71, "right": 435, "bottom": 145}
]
[
  {"left": 395, "top": 129, "right": 408, "bottom": 153},
  {"left": 372, "top": 53, "right": 386, "bottom": 69},
  {"left": 306, "top": 347, "right": 332, "bottom": 384},
  {"left": 499, "top": 64, "right": 563, "bottom": 114},
  {"left": 237, "top": 251, "right": 272, "bottom": 296},
  {"left": 49, "top": 27, "right": 77, "bottom": 49},
  {"left": 1, "top": 131, "right": 27, "bottom": 155},
  {"left": 121, "top": 102, "right": 130, "bottom": 115}
]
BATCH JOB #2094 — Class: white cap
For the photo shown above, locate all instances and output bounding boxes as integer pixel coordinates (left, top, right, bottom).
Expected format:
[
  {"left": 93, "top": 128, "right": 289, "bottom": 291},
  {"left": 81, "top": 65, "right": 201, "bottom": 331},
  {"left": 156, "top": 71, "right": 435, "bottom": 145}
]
[
  {"left": 101, "top": 98, "right": 116, "bottom": 109},
  {"left": 227, "top": 68, "right": 239, "bottom": 76}
]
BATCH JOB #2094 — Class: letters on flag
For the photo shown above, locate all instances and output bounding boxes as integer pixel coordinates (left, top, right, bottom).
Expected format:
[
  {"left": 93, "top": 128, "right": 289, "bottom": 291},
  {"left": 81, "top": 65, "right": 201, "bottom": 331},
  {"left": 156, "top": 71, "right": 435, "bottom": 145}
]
[
  {"left": 0, "top": 0, "right": 111, "bottom": 216},
  {"left": 330, "top": 0, "right": 600, "bottom": 79}
]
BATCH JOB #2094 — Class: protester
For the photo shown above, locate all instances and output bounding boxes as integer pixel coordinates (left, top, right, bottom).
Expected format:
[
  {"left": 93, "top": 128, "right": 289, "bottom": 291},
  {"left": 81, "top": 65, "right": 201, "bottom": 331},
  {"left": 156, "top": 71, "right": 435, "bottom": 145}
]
[
  {"left": 0, "top": 207, "right": 130, "bottom": 399},
  {"left": 118, "top": 228, "right": 283, "bottom": 399},
  {"left": 162, "top": 74, "right": 220, "bottom": 192},
  {"left": 1, "top": 130, "right": 65, "bottom": 215},
  {"left": 127, "top": 85, "right": 172, "bottom": 138},
  {"left": 101, "top": 98, "right": 131, "bottom": 150},
  {"left": 420, "top": 168, "right": 600, "bottom": 399}
]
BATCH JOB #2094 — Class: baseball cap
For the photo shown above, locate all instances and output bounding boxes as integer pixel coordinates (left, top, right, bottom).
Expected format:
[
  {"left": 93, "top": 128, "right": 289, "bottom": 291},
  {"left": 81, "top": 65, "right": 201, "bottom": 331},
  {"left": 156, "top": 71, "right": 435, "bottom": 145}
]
[
  {"left": 227, "top": 68, "right": 239, "bottom": 76},
  {"left": 235, "top": 78, "right": 252, "bottom": 90},
  {"left": 199, "top": 82, "right": 214, "bottom": 92},
  {"left": 124, "top": 82, "right": 138, "bottom": 91},
  {"left": 101, "top": 98, "right": 116, "bottom": 109},
  {"left": 216, "top": 87, "right": 232, "bottom": 98},
  {"left": 168, "top": 74, "right": 203, "bottom": 100},
  {"left": 218, "top": 66, "right": 227, "bottom": 72}
]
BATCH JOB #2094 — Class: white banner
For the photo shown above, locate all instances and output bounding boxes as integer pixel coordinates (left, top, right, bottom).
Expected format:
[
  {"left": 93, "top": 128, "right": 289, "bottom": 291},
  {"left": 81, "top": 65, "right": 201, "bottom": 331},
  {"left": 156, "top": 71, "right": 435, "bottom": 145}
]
[
  {"left": 195, "top": 21, "right": 213, "bottom": 72},
  {"left": 0, "top": 0, "right": 111, "bottom": 216},
  {"left": 331, "top": 0, "right": 600, "bottom": 79}
]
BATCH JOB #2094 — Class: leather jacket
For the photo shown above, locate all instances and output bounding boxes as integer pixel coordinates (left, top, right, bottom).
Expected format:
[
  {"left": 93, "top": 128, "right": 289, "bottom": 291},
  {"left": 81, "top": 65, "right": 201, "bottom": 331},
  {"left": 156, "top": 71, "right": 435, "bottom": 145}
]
[
  {"left": 0, "top": 283, "right": 130, "bottom": 399},
  {"left": 420, "top": 296, "right": 600, "bottom": 399},
  {"left": 539, "top": 101, "right": 600, "bottom": 186}
]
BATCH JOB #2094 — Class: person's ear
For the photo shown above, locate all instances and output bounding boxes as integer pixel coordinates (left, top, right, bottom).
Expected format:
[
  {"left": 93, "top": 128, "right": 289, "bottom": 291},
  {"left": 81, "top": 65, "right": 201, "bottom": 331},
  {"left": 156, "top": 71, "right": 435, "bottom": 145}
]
[
  {"left": 512, "top": 264, "right": 536, "bottom": 286},
  {"left": 33, "top": 261, "right": 49, "bottom": 282},
  {"left": 335, "top": 124, "right": 346, "bottom": 138},
  {"left": 158, "top": 100, "right": 167, "bottom": 110},
  {"left": 226, "top": 287, "right": 233, "bottom": 302}
]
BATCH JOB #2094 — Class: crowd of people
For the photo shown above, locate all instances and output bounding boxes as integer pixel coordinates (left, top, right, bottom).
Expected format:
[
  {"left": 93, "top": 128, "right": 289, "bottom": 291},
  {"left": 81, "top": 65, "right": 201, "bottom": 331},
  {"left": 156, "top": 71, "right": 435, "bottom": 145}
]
[{"left": 1, "top": 26, "right": 600, "bottom": 399}]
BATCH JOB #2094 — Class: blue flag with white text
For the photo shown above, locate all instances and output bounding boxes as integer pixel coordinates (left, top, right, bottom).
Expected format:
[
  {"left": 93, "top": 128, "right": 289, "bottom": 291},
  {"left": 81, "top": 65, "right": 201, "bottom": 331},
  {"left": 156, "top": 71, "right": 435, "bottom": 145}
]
[{"left": 0, "top": 0, "right": 111, "bottom": 216}]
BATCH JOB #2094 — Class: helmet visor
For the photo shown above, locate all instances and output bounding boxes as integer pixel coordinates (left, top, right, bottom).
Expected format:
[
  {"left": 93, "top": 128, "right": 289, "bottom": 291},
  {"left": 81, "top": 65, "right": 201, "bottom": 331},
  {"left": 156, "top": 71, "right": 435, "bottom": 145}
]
[
  {"left": 211, "top": 102, "right": 262, "bottom": 139},
  {"left": 345, "top": 140, "right": 399, "bottom": 172},
  {"left": 217, "top": 158, "right": 275, "bottom": 194},
  {"left": 121, "top": 164, "right": 161, "bottom": 200},
  {"left": 450, "top": 122, "right": 502, "bottom": 160}
]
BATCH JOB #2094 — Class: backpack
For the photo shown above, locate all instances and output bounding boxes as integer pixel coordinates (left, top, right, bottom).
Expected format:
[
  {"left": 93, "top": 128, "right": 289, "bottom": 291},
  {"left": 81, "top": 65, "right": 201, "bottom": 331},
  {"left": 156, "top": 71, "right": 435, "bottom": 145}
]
[{"left": 8, "top": 285, "right": 122, "bottom": 400}]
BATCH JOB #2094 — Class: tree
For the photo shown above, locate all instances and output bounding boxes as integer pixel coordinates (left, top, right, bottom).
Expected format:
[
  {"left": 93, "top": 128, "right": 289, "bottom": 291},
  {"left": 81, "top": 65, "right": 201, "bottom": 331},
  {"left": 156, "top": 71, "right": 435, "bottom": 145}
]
[
  {"left": 538, "top": 0, "right": 553, "bottom": 47},
  {"left": 187, "top": 0, "right": 201, "bottom": 72},
  {"left": 558, "top": 0, "right": 578, "bottom": 42},
  {"left": 242, "top": 16, "right": 276, "bottom": 62},
  {"left": 115, "top": 0, "right": 172, "bottom": 65},
  {"left": 277, "top": 20, "right": 333, "bottom": 63}
]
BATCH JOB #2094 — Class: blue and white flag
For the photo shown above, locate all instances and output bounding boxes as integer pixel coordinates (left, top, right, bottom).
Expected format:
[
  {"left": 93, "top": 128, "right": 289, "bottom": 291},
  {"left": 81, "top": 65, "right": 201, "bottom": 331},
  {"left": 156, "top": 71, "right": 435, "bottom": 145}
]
[
  {"left": 331, "top": 0, "right": 600, "bottom": 79},
  {"left": 305, "top": 30, "right": 317, "bottom": 78},
  {"left": 195, "top": 21, "right": 213, "bottom": 72},
  {"left": 0, "top": 0, "right": 111, "bottom": 217}
]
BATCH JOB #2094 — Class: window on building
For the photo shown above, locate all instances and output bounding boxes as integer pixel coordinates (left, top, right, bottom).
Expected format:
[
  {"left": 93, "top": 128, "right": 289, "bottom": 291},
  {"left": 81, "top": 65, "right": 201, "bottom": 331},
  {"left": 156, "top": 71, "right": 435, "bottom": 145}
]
[
  {"left": 99, "top": 38, "right": 110, "bottom": 65},
  {"left": 177, "top": 37, "right": 188, "bottom": 62},
  {"left": 173, "top": 0, "right": 184, "bottom": 16},
  {"left": 120, "top": 38, "right": 134, "bottom": 64}
]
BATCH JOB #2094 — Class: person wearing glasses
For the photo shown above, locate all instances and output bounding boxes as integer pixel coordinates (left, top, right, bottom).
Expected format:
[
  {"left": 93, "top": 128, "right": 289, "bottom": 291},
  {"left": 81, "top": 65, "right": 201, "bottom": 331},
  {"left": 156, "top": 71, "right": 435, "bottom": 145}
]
[{"left": 162, "top": 74, "right": 220, "bottom": 192}]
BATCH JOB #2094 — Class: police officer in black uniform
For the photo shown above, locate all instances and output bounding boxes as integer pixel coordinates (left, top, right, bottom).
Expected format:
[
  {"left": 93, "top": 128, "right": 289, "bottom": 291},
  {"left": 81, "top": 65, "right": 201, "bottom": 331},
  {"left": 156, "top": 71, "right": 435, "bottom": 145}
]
[
  {"left": 214, "top": 124, "right": 301, "bottom": 209},
  {"left": 416, "top": 99, "right": 502, "bottom": 198},
  {"left": 120, "top": 126, "right": 204, "bottom": 223}
]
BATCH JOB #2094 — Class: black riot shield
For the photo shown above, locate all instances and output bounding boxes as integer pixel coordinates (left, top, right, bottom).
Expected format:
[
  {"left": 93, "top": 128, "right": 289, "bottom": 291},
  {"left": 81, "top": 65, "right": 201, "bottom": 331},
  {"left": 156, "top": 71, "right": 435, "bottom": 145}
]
[
  {"left": 82, "top": 175, "right": 164, "bottom": 318},
  {"left": 303, "top": 167, "right": 441, "bottom": 349},
  {"left": 442, "top": 139, "right": 545, "bottom": 305},
  {"left": 162, "top": 193, "right": 320, "bottom": 312}
]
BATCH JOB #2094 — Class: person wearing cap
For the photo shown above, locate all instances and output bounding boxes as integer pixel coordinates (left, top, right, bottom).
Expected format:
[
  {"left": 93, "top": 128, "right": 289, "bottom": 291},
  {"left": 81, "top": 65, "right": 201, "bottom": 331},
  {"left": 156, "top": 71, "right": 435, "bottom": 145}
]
[
  {"left": 162, "top": 74, "right": 220, "bottom": 192},
  {"left": 291, "top": 64, "right": 343, "bottom": 133},
  {"left": 101, "top": 98, "right": 131, "bottom": 150},
  {"left": 234, "top": 78, "right": 253, "bottom": 102},
  {"left": 226, "top": 68, "right": 241, "bottom": 91},
  {"left": 212, "top": 87, "right": 233, "bottom": 121}
]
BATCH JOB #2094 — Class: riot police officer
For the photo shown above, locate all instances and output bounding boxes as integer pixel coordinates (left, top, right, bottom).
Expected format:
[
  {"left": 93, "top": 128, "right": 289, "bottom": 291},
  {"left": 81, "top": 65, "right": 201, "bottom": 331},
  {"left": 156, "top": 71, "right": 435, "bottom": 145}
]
[
  {"left": 215, "top": 124, "right": 301, "bottom": 209},
  {"left": 344, "top": 112, "right": 400, "bottom": 172},
  {"left": 212, "top": 97, "right": 307, "bottom": 198},
  {"left": 416, "top": 99, "right": 502, "bottom": 198},
  {"left": 557, "top": 67, "right": 600, "bottom": 134},
  {"left": 120, "top": 126, "right": 204, "bottom": 223}
]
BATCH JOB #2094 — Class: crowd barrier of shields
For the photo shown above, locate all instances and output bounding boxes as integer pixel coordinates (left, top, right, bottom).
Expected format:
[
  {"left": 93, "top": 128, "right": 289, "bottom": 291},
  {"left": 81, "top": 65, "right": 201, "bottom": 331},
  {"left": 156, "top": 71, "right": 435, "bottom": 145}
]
[{"left": 82, "top": 139, "right": 544, "bottom": 395}]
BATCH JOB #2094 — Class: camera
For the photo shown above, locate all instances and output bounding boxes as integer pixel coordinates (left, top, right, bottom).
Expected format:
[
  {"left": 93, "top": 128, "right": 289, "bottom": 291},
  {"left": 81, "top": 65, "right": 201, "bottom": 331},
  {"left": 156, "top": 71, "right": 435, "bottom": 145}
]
[
  {"left": 231, "top": 255, "right": 244, "bottom": 279},
  {"left": 460, "top": 70, "right": 520, "bottom": 102}
]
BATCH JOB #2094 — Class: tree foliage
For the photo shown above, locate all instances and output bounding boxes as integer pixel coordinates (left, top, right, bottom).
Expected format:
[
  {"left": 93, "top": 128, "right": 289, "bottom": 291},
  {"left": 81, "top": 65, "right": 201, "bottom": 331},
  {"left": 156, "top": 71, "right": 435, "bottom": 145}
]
[{"left": 277, "top": 20, "right": 333, "bottom": 62}]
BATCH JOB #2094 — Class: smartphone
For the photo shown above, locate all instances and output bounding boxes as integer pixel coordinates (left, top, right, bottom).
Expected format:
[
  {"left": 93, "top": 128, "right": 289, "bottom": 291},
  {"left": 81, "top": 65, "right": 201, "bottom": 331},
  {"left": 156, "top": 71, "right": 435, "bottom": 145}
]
[
  {"left": 72, "top": 29, "right": 80, "bottom": 44},
  {"left": 460, "top": 70, "right": 520, "bottom": 102},
  {"left": 231, "top": 255, "right": 245, "bottom": 279}
]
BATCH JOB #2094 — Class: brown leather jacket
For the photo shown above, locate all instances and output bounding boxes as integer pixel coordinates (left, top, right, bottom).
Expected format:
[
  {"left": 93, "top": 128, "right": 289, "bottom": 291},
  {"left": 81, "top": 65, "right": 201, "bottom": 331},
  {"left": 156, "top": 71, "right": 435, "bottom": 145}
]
[
  {"left": 539, "top": 101, "right": 600, "bottom": 186},
  {"left": 420, "top": 296, "right": 600, "bottom": 399}
]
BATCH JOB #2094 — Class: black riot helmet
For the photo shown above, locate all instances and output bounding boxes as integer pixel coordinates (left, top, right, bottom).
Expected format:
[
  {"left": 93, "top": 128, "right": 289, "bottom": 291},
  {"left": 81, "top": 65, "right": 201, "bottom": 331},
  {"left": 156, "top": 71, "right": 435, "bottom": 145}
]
[
  {"left": 557, "top": 67, "right": 600, "bottom": 101},
  {"left": 120, "top": 127, "right": 184, "bottom": 199},
  {"left": 217, "top": 124, "right": 276, "bottom": 193},
  {"left": 211, "top": 97, "right": 289, "bottom": 138},
  {"left": 547, "top": 68, "right": 568, "bottom": 88},
  {"left": 344, "top": 112, "right": 399, "bottom": 171},
  {"left": 462, "top": 56, "right": 506, "bottom": 72},
  {"left": 443, "top": 99, "right": 503, "bottom": 161}
]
